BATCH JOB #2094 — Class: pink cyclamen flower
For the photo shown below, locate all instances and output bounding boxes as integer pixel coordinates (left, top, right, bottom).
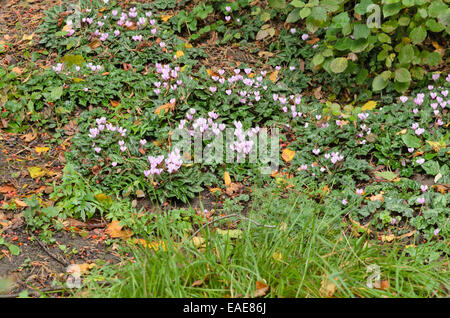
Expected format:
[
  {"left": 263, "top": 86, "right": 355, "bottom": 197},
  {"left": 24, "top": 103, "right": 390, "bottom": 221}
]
[
  {"left": 342, "top": 199, "right": 348, "bottom": 205},
  {"left": 225, "top": 6, "right": 231, "bottom": 12},
  {"left": 225, "top": 16, "right": 231, "bottom": 22},
  {"left": 356, "top": 188, "right": 364, "bottom": 195},
  {"left": 415, "top": 128, "right": 425, "bottom": 135},
  {"left": 434, "top": 228, "right": 440, "bottom": 236},
  {"left": 399, "top": 96, "right": 408, "bottom": 103},
  {"left": 417, "top": 197, "right": 425, "bottom": 205},
  {"left": 416, "top": 158, "right": 425, "bottom": 164},
  {"left": 420, "top": 185, "right": 428, "bottom": 192},
  {"left": 432, "top": 73, "right": 440, "bottom": 81},
  {"left": 301, "top": 34, "right": 309, "bottom": 41},
  {"left": 112, "top": 162, "right": 117, "bottom": 167},
  {"left": 140, "top": 139, "right": 147, "bottom": 146},
  {"left": 290, "top": 28, "right": 296, "bottom": 34}
]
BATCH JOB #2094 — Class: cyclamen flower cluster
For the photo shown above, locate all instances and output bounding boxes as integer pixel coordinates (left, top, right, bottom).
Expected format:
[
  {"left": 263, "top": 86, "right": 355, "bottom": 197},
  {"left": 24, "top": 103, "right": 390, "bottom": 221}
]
[
  {"left": 182, "top": 109, "right": 226, "bottom": 136},
  {"left": 165, "top": 148, "right": 183, "bottom": 174},
  {"left": 79, "top": 4, "right": 159, "bottom": 45},
  {"left": 153, "top": 64, "right": 183, "bottom": 95},
  {"left": 86, "top": 62, "right": 103, "bottom": 72},
  {"left": 88, "top": 118, "right": 184, "bottom": 177},
  {"left": 52, "top": 63, "right": 64, "bottom": 73},
  {"left": 88, "top": 117, "right": 128, "bottom": 154},
  {"left": 281, "top": 95, "right": 303, "bottom": 119},
  {"left": 230, "top": 121, "right": 259, "bottom": 159},
  {"left": 411, "top": 122, "right": 425, "bottom": 136},
  {"left": 144, "top": 155, "right": 164, "bottom": 176},
  {"left": 324, "top": 151, "right": 344, "bottom": 164}
]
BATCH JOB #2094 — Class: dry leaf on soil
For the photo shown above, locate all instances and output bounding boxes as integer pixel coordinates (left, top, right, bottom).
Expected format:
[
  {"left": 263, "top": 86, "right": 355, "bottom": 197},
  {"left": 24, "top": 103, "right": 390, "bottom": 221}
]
[
  {"left": 254, "top": 281, "right": 269, "bottom": 298},
  {"left": 105, "top": 220, "right": 132, "bottom": 239}
]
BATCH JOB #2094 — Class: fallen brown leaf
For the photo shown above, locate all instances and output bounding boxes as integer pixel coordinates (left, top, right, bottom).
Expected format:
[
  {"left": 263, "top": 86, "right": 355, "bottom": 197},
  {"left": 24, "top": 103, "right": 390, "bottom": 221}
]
[
  {"left": 254, "top": 281, "right": 269, "bottom": 298},
  {"left": 105, "top": 220, "right": 132, "bottom": 239}
]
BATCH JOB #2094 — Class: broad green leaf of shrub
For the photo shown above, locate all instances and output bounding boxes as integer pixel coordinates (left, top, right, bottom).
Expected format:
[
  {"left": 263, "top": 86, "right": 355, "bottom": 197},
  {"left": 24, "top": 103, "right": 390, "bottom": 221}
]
[
  {"left": 300, "top": 7, "right": 311, "bottom": 18},
  {"left": 332, "top": 12, "right": 349, "bottom": 28},
  {"left": 330, "top": 57, "right": 348, "bottom": 73},
  {"left": 372, "top": 71, "right": 391, "bottom": 91},
  {"left": 290, "top": 0, "right": 305, "bottom": 8},
  {"left": 395, "top": 68, "right": 411, "bottom": 83},
  {"left": 377, "top": 33, "right": 391, "bottom": 43},
  {"left": 353, "top": 23, "right": 370, "bottom": 39},
  {"left": 428, "top": 0, "right": 448, "bottom": 18},
  {"left": 410, "top": 66, "right": 424, "bottom": 80},
  {"left": 321, "top": 0, "right": 341, "bottom": 12},
  {"left": 311, "top": 6, "right": 327, "bottom": 22},
  {"left": 402, "top": 134, "right": 421, "bottom": 148},
  {"left": 402, "top": 0, "right": 415, "bottom": 7},
  {"left": 286, "top": 8, "right": 301, "bottom": 22},
  {"left": 423, "top": 51, "right": 442, "bottom": 66},
  {"left": 383, "top": 3, "right": 402, "bottom": 17},
  {"left": 410, "top": 26, "right": 427, "bottom": 44},
  {"left": 394, "top": 80, "right": 410, "bottom": 93},
  {"left": 269, "top": 0, "right": 287, "bottom": 9},
  {"left": 354, "top": 0, "right": 373, "bottom": 15},
  {"left": 312, "top": 53, "right": 325, "bottom": 66},
  {"left": 398, "top": 44, "right": 414, "bottom": 64},
  {"left": 426, "top": 19, "right": 445, "bottom": 32},
  {"left": 351, "top": 38, "right": 369, "bottom": 53},
  {"left": 50, "top": 86, "right": 63, "bottom": 101},
  {"left": 422, "top": 161, "right": 440, "bottom": 176}
]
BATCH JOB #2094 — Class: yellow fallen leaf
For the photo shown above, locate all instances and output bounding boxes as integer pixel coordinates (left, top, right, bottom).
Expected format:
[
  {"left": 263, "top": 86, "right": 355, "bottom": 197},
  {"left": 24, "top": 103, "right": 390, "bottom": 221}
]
[
  {"left": 191, "top": 236, "right": 206, "bottom": 248},
  {"left": 35, "top": 147, "right": 49, "bottom": 153},
  {"left": 272, "top": 252, "right": 282, "bottom": 261},
  {"left": 161, "top": 14, "right": 173, "bottom": 22},
  {"left": 67, "top": 263, "right": 96, "bottom": 275},
  {"left": 148, "top": 240, "right": 168, "bottom": 251},
  {"left": 320, "top": 276, "right": 338, "bottom": 297},
  {"left": 216, "top": 229, "right": 242, "bottom": 239},
  {"left": 268, "top": 70, "right": 278, "bottom": 83},
  {"left": 105, "top": 220, "right": 132, "bottom": 239},
  {"left": 209, "top": 188, "right": 221, "bottom": 194},
  {"left": 94, "top": 193, "right": 112, "bottom": 202},
  {"left": 184, "top": 42, "right": 193, "bottom": 49},
  {"left": 175, "top": 50, "right": 184, "bottom": 59},
  {"left": 14, "top": 199, "right": 28, "bottom": 208},
  {"left": 224, "top": 171, "right": 231, "bottom": 186},
  {"left": 11, "top": 67, "right": 22, "bottom": 75},
  {"left": 28, "top": 166, "right": 47, "bottom": 179},
  {"left": 396, "top": 129, "right": 407, "bottom": 136},
  {"left": 349, "top": 217, "right": 372, "bottom": 236},
  {"left": 22, "top": 34, "right": 33, "bottom": 41},
  {"left": 368, "top": 191, "right": 384, "bottom": 202},
  {"left": 154, "top": 101, "right": 175, "bottom": 115},
  {"left": 281, "top": 148, "right": 295, "bottom": 162},
  {"left": 362, "top": 100, "right": 377, "bottom": 111},
  {"left": 426, "top": 140, "right": 446, "bottom": 152},
  {"left": 381, "top": 234, "right": 395, "bottom": 242}
]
